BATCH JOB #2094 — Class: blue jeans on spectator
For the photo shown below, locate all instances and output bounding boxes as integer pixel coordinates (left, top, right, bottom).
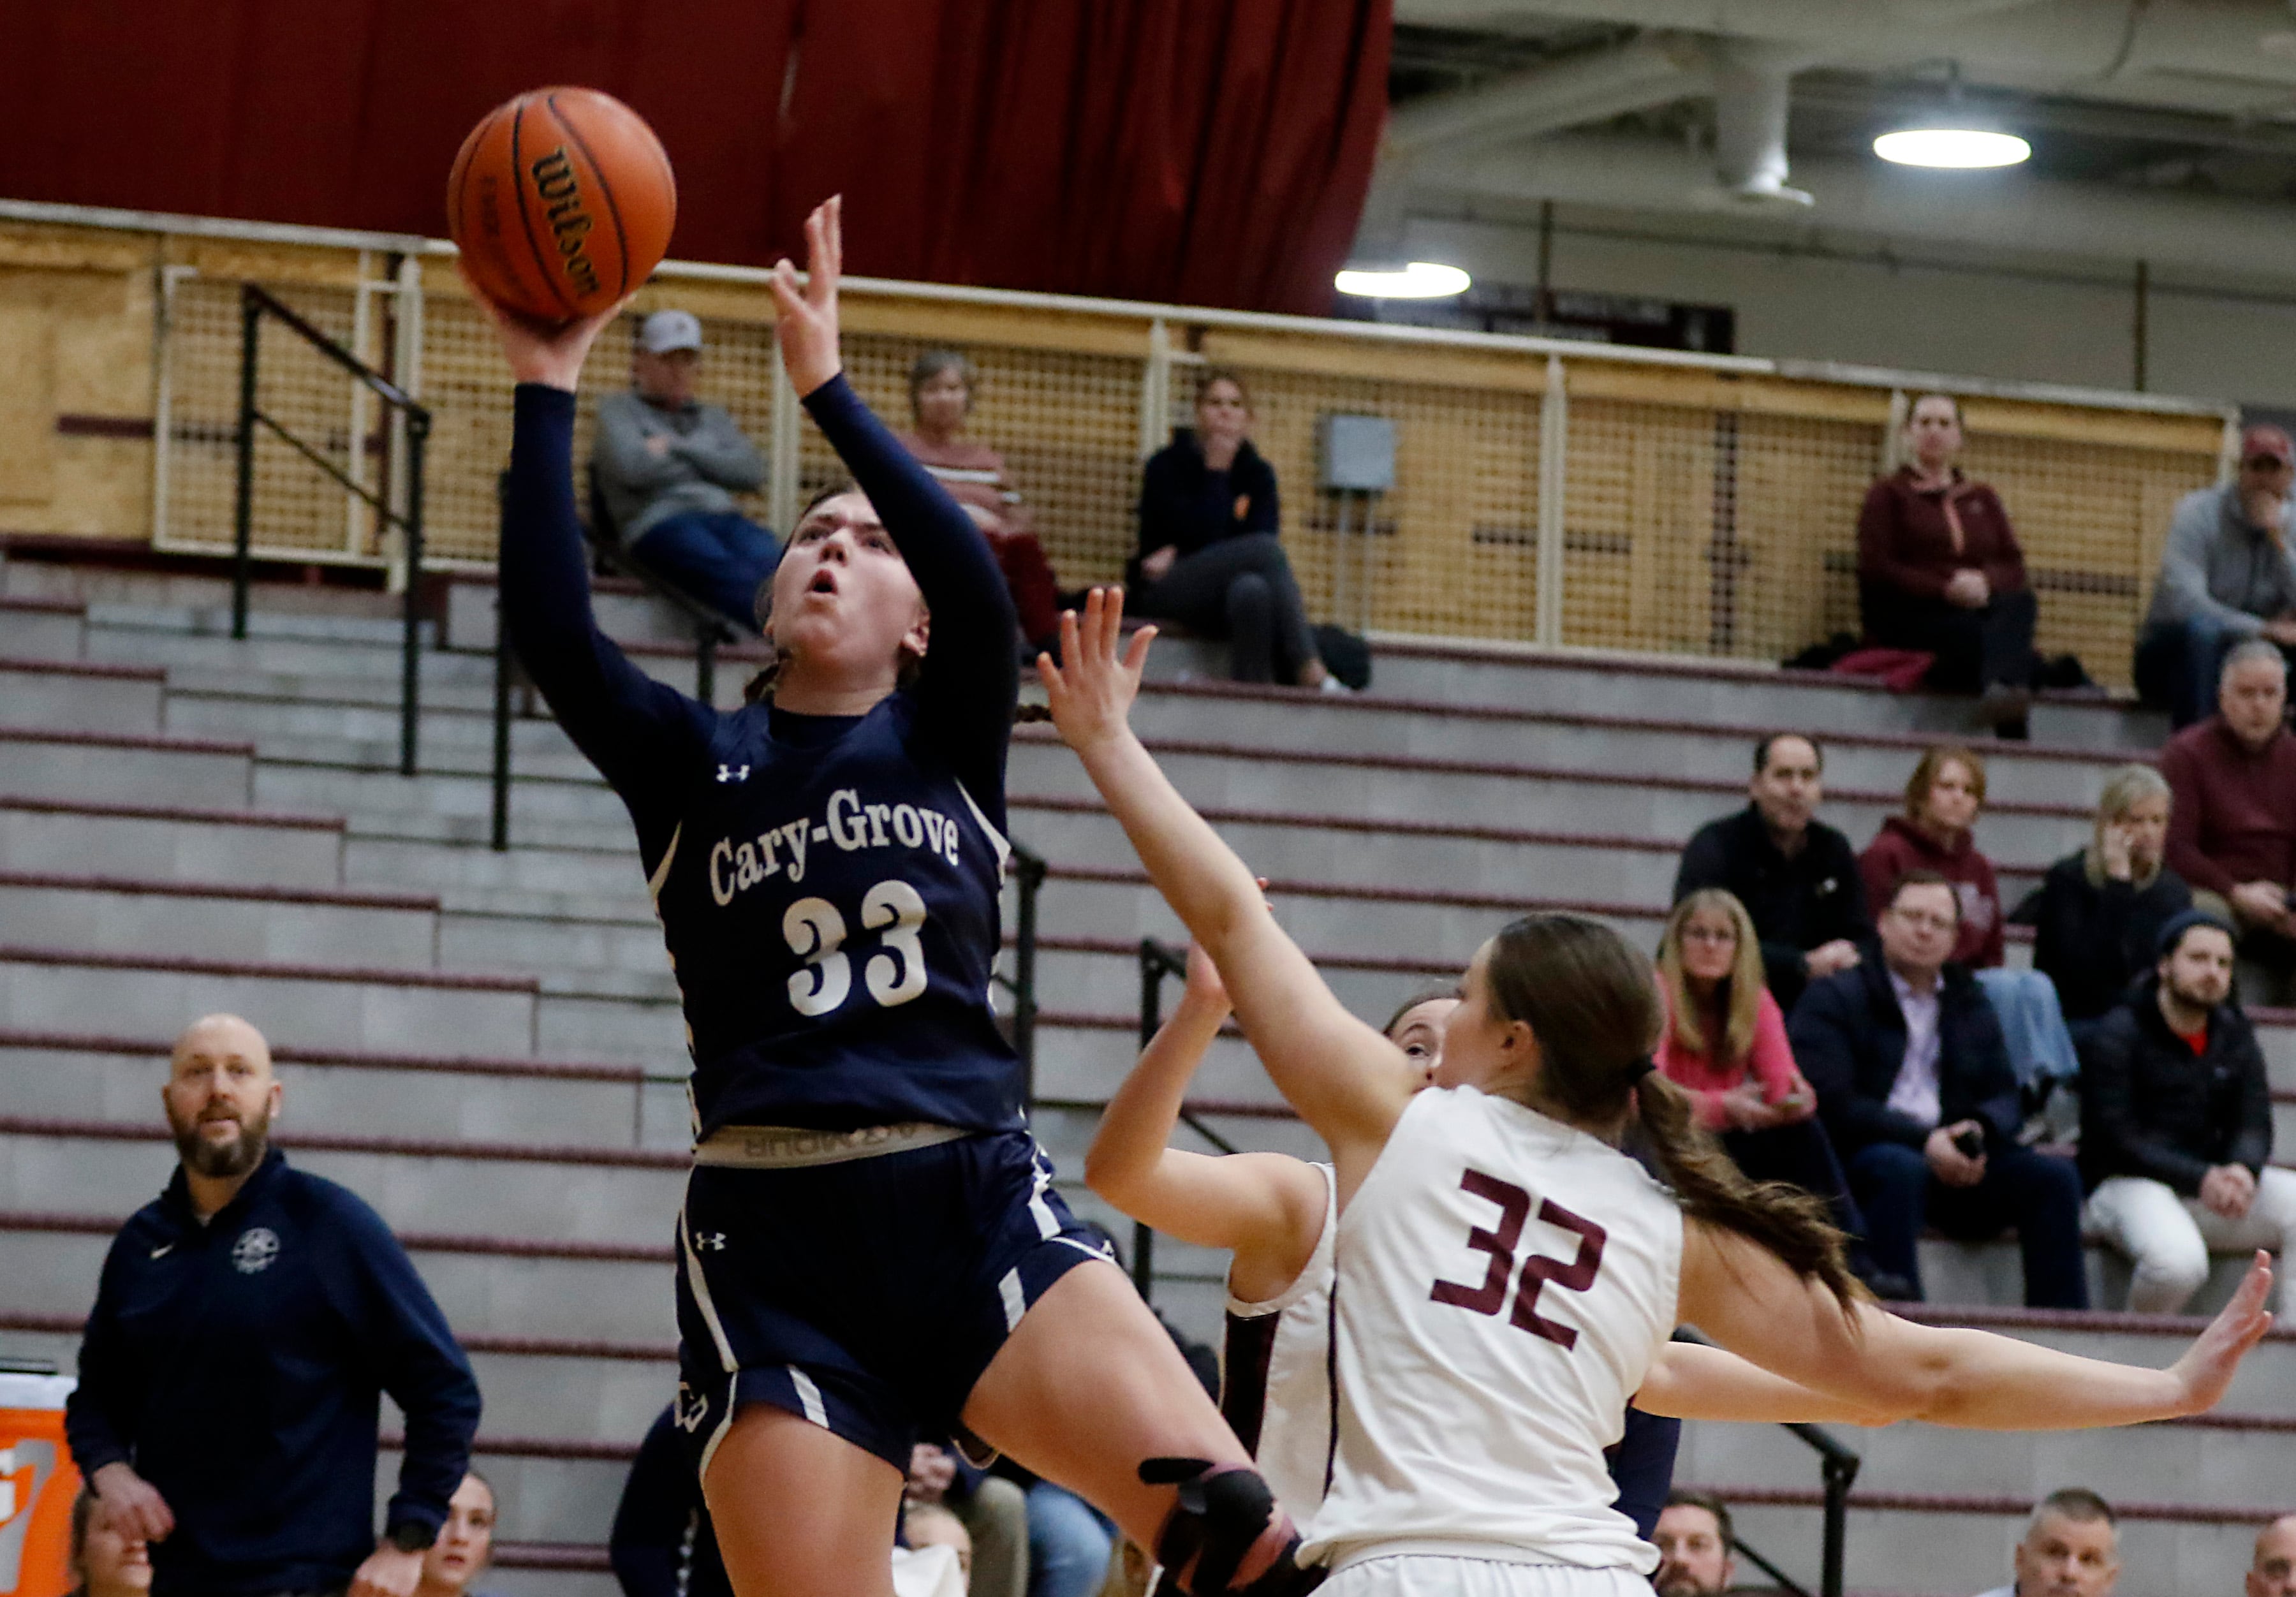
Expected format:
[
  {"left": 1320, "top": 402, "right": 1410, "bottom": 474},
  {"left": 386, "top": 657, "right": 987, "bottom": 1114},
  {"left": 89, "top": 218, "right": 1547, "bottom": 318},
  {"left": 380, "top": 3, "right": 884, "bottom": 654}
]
[
  {"left": 629, "top": 511, "right": 781, "bottom": 632},
  {"left": 1026, "top": 1482, "right": 1114, "bottom": 1597},
  {"left": 1846, "top": 1140, "right": 2089, "bottom": 1308},
  {"left": 1975, "top": 968, "right": 2080, "bottom": 1098}
]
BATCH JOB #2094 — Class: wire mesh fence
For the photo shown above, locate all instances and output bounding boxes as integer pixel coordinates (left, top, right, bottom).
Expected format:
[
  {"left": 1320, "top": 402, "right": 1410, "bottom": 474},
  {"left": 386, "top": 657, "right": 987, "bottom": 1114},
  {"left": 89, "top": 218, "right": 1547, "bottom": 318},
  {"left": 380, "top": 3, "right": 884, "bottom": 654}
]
[{"left": 126, "top": 225, "right": 2234, "bottom": 689}]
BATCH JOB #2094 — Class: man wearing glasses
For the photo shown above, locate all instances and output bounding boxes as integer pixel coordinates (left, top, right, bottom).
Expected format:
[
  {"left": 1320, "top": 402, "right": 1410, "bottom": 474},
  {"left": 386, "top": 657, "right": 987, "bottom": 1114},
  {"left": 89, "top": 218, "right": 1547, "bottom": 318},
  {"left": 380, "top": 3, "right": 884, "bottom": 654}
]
[
  {"left": 2135, "top": 423, "right": 2296, "bottom": 730},
  {"left": 1788, "top": 871, "right": 2090, "bottom": 1308}
]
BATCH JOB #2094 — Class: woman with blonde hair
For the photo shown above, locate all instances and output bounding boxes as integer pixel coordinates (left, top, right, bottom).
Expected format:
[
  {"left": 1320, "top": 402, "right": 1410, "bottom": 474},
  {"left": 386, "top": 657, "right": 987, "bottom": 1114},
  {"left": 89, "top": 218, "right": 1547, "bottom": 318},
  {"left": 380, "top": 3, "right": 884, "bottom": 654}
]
[
  {"left": 2033, "top": 763, "right": 2193, "bottom": 1034},
  {"left": 1654, "top": 890, "right": 1882, "bottom": 1291}
]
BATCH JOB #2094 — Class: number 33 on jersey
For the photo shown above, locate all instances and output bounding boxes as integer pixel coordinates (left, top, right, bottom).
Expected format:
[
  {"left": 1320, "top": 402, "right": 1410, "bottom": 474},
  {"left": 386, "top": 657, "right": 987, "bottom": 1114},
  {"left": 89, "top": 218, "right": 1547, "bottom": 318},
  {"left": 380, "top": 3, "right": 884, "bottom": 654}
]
[{"left": 651, "top": 707, "right": 1023, "bottom": 1141}]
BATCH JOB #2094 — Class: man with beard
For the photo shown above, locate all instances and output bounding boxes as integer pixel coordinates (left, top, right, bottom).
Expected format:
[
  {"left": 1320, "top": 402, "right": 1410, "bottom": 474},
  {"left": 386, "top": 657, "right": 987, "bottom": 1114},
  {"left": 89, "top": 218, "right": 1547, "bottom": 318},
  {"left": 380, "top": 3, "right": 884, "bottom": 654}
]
[
  {"left": 64, "top": 1015, "right": 481, "bottom": 1597},
  {"left": 1651, "top": 1492, "right": 1737, "bottom": 1597},
  {"left": 2081, "top": 913, "right": 2293, "bottom": 1314}
]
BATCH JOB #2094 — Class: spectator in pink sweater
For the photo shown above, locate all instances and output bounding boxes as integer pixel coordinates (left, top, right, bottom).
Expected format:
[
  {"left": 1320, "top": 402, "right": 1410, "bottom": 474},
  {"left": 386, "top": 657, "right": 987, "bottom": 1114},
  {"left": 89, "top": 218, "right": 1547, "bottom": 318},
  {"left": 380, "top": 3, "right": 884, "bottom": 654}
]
[
  {"left": 2161, "top": 637, "right": 2296, "bottom": 1004},
  {"left": 1859, "top": 746, "right": 2005, "bottom": 969},
  {"left": 1654, "top": 890, "right": 1894, "bottom": 1293}
]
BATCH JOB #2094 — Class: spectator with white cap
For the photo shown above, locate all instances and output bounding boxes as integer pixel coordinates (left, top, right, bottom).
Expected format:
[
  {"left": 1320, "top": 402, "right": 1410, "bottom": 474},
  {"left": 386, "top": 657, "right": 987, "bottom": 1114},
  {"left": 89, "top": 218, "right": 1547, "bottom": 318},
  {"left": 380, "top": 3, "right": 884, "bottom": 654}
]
[
  {"left": 2135, "top": 422, "right": 2296, "bottom": 729},
  {"left": 592, "top": 308, "right": 779, "bottom": 631}
]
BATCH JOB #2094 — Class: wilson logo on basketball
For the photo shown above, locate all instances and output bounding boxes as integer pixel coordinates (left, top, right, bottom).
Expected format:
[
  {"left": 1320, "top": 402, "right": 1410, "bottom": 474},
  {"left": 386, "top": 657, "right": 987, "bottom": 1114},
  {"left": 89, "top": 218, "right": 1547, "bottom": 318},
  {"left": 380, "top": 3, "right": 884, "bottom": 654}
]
[{"left": 528, "top": 147, "right": 603, "bottom": 300}]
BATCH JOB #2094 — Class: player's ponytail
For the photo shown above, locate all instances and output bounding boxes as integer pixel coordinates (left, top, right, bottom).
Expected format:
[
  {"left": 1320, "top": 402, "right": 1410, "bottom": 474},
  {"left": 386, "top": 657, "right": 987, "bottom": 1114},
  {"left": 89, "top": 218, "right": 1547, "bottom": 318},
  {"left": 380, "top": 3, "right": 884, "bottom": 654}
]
[{"left": 1484, "top": 913, "right": 1860, "bottom": 1311}]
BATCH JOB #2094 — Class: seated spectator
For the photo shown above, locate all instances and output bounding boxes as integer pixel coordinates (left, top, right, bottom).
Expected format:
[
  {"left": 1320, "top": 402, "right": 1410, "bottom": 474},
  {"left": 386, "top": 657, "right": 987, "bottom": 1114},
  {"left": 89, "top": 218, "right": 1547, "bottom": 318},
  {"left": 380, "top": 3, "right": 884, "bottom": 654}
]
[
  {"left": 68, "top": 1489, "right": 151, "bottom": 1597},
  {"left": 1791, "top": 872, "right": 2089, "bottom": 1308},
  {"left": 1861, "top": 745, "right": 2079, "bottom": 1098},
  {"left": 2081, "top": 911, "right": 2293, "bottom": 1314},
  {"left": 1860, "top": 746, "right": 2005, "bottom": 968},
  {"left": 592, "top": 309, "right": 777, "bottom": 632},
  {"left": 609, "top": 1406, "right": 730, "bottom": 1597},
  {"left": 1858, "top": 393, "right": 2039, "bottom": 737},
  {"left": 1673, "top": 733, "right": 1872, "bottom": 1012},
  {"left": 2134, "top": 423, "right": 2296, "bottom": 730},
  {"left": 908, "top": 1441, "right": 1027, "bottom": 1597},
  {"left": 1131, "top": 371, "right": 1339, "bottom": 690},
  {"left": 1654, "top": 890, "right": 1881, "bottom": 1285},
  {"left": 2253, "top": 1515, "right": 2296, "bottom": 1597},
  {"left": 1972, "top": 1488, "right": 2121, "bottom": 1597},
  {"left": 2033, "top": 765, "right": 2190, "bottom": 1039},
  {"left": 2160, "top": 639, "right": 2296, "bottom": 1005},
  {"left": 414, "top": 1474, "right": 497, "bottom": 1597},
  {"left": 895, "top": 349, "right": 1063, "bottom": 658},
  {"left": 1651, "top": 1491, "right": 1736, "bottom": 1597}
]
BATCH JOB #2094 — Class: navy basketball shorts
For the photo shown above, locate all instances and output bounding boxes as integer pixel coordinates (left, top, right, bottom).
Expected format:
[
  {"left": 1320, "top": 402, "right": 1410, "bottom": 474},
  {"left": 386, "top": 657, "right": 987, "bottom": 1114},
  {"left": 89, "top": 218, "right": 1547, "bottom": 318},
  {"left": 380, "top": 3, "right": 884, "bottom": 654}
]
[{"left": 671, "top": 1126, "right": 1109, "bottom": 1476}]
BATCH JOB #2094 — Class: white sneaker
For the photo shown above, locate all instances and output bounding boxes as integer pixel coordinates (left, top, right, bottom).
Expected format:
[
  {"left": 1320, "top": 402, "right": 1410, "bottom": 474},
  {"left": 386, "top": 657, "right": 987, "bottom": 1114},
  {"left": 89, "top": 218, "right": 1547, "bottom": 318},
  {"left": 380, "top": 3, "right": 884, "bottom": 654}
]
[{"left": 1318, "top": 675, "right": 1354, "bottom": 695}]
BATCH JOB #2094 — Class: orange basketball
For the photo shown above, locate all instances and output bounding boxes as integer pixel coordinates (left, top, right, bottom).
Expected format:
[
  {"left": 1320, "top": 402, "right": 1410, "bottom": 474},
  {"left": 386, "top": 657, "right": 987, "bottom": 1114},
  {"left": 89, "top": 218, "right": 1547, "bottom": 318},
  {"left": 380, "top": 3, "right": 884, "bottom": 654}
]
[{"left": 446, "top": 87, "right": 677, "bottom": 322}]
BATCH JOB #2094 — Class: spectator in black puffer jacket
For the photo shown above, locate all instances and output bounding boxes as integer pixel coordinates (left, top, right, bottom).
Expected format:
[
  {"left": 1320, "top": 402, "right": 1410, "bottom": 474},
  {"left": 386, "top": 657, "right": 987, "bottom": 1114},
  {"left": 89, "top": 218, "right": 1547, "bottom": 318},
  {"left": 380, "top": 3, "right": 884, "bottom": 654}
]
[
  {"left": 2032, "top": 765, "right": 2191, "bottom": 1042},
  {"left": 2079, "top": 911, "right": 2292, "bottom": 1314}
]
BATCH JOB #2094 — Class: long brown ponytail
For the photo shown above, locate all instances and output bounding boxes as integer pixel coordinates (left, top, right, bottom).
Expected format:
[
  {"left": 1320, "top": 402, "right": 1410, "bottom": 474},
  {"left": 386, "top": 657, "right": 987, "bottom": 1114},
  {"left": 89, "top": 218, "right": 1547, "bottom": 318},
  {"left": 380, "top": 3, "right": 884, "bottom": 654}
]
[{"left": 1484, "top": 913, "right": 1861, "bottom": 1311}]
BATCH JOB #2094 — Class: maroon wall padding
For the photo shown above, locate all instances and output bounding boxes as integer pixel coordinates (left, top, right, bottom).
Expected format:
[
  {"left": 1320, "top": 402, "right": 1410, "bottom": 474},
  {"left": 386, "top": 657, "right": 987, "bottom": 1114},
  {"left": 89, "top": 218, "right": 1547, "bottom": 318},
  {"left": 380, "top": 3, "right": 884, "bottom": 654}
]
[{"left": 0, "top": 0, "right": 1389, "bottom": 315}]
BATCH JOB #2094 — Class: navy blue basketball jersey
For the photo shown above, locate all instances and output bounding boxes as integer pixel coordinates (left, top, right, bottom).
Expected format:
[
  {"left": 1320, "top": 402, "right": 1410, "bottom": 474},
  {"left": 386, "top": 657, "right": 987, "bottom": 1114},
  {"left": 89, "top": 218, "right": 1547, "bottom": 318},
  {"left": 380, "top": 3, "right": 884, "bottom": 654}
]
[{"left": 660, "top": 693, "right": 1022, "bottom": 1137}]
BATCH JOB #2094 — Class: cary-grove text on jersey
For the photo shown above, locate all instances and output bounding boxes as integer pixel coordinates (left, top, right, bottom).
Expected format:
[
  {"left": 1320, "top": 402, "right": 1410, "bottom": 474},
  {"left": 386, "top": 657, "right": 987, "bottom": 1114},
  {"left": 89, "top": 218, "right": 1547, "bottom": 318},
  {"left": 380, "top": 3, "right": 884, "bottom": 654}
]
[{"left": 708, "top": 786, "right": 966, "bottom": 904}]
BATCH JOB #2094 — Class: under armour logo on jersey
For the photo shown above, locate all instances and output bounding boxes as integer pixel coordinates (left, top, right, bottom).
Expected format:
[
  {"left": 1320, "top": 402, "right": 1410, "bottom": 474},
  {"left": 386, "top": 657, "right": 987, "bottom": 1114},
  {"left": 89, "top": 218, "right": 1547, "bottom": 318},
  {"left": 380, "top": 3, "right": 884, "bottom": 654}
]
[
  {"left": 695, "top": 1232, "right": 728, "bottom": 1251},
  {"left": 673, "top": 1383, "right": 710, "bottom": 1432},
  {"left": 717, "top": 764, "right": 750, "bottom": 784}
]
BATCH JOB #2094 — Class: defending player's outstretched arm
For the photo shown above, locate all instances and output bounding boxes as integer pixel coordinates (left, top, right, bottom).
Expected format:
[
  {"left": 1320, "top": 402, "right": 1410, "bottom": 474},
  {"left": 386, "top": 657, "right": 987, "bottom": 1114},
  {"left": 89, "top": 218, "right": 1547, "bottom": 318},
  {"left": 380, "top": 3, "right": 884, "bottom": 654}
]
[
  {"left": 1041, "top": 589, "right": 1415, "bottom": 1193},
  {"left": 1681, "top": 1221, "right": 2274, "bottom": 1431},
  {"left": 1082, "top": 943, "right": 1329, "bottom": 1300}
]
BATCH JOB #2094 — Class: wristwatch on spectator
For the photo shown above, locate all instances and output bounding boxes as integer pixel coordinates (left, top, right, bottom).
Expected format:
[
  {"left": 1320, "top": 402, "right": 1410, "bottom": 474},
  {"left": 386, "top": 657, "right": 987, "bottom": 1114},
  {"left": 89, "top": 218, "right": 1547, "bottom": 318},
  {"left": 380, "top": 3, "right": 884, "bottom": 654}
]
[{"left": 386, "top": 1520, "right": 438, "bottom": 1554}]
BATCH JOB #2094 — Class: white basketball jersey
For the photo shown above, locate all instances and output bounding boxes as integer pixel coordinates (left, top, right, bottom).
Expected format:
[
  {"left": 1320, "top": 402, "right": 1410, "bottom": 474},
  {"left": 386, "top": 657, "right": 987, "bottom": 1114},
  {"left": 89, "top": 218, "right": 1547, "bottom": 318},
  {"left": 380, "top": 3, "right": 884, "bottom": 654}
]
[
  {"left": 1223, "top": 1161, "right": 1337, "bottom": 1522},
  {"left": 1304, "top": 1087, "right": 1683, "bottom": 1575}
]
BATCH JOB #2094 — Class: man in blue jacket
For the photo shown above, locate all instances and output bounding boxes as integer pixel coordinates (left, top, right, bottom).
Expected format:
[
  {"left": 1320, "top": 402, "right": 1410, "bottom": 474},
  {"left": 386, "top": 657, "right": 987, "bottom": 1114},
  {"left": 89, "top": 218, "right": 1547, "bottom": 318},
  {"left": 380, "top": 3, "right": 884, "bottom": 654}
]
[
  {"left": 1789, "top": 872, "right": 2089, "bottom": 1308},
  {"left": 66, "top": 1014, "right": 482, "bottom": 1597}
]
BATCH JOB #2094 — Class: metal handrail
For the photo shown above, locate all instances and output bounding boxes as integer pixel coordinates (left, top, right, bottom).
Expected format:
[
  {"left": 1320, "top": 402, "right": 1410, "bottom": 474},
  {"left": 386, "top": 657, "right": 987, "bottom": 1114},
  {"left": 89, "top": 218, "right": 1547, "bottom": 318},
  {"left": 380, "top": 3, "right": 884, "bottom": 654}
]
[
  {"left": 996, "top": 843, "right": 1049, "bottom": 1105},
  {"left": 232, "top": 283, "right": 431, "bottom": 776},
  {"left": 1673, "top": 1326, "right": 1860, "bottom": 1597}
]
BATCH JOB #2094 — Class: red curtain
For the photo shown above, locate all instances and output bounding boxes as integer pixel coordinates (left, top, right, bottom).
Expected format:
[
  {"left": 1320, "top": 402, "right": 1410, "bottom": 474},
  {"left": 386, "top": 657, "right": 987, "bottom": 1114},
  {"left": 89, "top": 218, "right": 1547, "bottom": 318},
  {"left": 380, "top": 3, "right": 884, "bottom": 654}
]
[{"left": 0, "top": 0, "right": 1388, "bottom": 315}]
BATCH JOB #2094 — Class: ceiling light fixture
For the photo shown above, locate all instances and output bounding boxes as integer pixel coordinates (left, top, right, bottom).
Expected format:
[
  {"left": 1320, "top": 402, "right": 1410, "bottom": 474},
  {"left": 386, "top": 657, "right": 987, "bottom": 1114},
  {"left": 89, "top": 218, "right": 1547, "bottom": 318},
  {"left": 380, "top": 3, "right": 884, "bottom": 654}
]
[
  {"left": 1873, "top": 127, "right": 2031, "bottom": 168},
  {"left": 1334, "top": 261, "right": 1471, "bottom": 298}
]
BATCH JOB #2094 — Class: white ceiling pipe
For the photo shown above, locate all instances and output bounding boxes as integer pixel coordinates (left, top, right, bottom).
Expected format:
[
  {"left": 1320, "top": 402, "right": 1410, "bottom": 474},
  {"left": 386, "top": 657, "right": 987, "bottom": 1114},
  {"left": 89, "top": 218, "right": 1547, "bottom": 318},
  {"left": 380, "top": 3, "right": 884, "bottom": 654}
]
[
  {"left": 1416, "top": 130, "right": 2296, "bottom": 279},
  {"left": 1711, "top": 45, "right": 1813, "bottom": 204}
]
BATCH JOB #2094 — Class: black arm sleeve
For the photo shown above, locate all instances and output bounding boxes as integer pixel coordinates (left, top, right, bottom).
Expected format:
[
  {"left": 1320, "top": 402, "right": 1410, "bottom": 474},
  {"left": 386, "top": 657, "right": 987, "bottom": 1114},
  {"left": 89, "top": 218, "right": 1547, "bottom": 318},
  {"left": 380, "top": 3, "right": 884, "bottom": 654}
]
[
  {"left": 503, "top": 384, "right": 718, "bottom": 867},
  {"left": 800, "top": 376, "right": 1017, "bottom": 827}
]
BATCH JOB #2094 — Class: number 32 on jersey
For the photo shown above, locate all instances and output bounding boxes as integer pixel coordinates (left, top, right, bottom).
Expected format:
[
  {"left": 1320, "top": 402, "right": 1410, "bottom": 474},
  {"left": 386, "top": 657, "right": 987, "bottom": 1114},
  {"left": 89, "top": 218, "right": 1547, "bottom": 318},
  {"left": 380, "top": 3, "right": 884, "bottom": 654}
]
[
  {"left": 1430, "top": 1168, "right": 1607, "bottom": 1348},
  {"left": 782, "top": 879, "right": 928, "bottom": 1016}
]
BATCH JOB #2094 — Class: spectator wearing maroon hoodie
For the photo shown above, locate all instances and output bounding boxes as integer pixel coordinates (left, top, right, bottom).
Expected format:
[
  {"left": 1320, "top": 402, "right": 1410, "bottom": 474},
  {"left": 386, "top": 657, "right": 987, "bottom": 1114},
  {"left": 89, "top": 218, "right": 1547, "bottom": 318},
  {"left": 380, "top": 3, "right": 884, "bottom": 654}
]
[
  {"left": 1858, "top": 394, "right": 2038, "bottom": 738},
  {"left": 1860, "top": 747, "right": 2004, "bottom": 969},
  {"left": 2160, "top": 637, "right": 2296, "bottom": 1004},
  {"left": 1861, "top": 747, "right": 2080, "bottom": 1099}
]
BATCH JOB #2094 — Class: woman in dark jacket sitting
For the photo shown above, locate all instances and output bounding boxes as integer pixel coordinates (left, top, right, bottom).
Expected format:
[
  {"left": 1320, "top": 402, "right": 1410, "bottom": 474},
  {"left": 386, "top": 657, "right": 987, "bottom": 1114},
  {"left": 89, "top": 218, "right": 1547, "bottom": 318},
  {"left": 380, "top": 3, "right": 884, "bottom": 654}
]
[
  {"left": 1858, "top": 392, "right": 2039, "bottom": 736},
  {"left": 1131, "top": 370, "right": 1337, "bottom": 688},
  {"left": 2033, "top": 763, "right": 2192, "bottom": 1043}
]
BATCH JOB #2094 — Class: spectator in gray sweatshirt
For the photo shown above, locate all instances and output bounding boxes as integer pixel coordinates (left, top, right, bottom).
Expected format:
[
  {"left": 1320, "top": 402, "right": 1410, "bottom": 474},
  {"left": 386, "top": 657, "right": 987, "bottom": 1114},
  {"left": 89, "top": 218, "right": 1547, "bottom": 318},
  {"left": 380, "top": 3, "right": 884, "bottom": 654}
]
[
  {"left": 2133, "top": 423, "right": 2296, "bottom": 728},
  {"left": 592, "top": 309, "right": 776, "bottom": 631}
]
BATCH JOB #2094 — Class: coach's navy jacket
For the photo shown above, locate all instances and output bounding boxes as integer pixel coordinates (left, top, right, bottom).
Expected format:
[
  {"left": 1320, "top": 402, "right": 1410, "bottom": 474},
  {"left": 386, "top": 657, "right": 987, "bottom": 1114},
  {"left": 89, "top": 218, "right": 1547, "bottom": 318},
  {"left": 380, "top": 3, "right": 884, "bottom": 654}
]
[{"left": 65, "top": 1148, "right": 481, "bottom": 1597}]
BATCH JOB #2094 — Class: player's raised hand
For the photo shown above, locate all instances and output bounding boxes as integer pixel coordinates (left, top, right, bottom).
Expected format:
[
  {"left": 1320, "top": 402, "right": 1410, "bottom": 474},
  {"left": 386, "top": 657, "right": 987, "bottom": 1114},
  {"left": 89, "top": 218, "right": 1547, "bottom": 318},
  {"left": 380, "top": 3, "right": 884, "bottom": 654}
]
[
  {"left": 462, "top": 263, "right": 632, "bottom": 392},
  {"left": 769, "top": 195, "right": 843, "bottom": 397},
  {"left": 2167, "top": 1249, "right": 2274, "bottom": 1415},
  {"left": 1041, "top": 587, "right": 1154, "bottom": 754}
]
